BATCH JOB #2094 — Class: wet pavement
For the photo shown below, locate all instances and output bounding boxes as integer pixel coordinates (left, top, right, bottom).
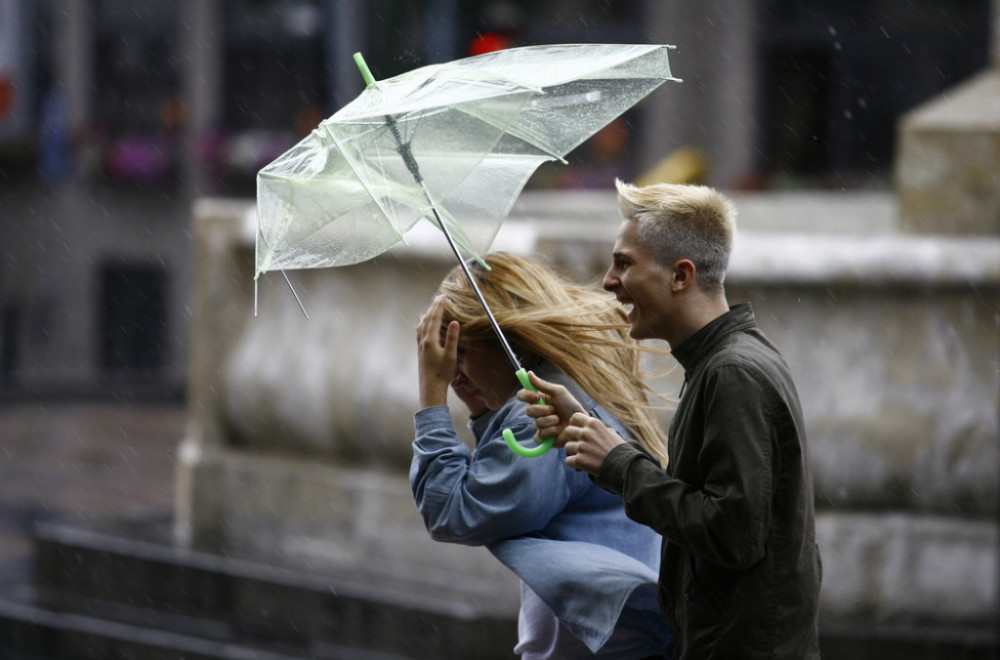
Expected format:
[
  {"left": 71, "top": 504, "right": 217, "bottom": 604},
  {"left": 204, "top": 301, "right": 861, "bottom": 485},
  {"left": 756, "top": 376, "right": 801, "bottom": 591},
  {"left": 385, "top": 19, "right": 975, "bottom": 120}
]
[{"left": 0, "top": 401, "right": 186, "bottom": 570}]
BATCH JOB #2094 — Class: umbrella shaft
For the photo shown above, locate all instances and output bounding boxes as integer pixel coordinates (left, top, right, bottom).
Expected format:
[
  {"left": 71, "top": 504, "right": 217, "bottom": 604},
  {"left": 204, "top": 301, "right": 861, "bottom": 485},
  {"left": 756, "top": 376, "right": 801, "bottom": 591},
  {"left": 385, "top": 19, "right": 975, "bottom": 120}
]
[
  {"left": 386, "top": 115, "right": 423, "bottom": 184},
  {"left": 425, "top": 189, "right": 523, "bottom": 372},
  {"left": 384, "top": 112, "right": 522, "bottom": 371}
]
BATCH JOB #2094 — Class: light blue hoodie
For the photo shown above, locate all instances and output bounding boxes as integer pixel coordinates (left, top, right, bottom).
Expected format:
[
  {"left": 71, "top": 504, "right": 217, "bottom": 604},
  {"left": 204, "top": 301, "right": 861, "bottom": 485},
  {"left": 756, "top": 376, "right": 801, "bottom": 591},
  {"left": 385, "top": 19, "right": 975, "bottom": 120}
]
[{"left": 410, "top": 364, "right": 673, "bottom": 658}]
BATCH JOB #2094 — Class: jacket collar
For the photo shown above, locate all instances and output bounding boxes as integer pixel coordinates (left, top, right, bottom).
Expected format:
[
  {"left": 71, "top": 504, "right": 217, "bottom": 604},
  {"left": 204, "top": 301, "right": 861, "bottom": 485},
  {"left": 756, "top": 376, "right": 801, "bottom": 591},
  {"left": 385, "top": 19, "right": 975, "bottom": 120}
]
[{"left": 671, "top": 302, "right": 756, "bottom": 372}]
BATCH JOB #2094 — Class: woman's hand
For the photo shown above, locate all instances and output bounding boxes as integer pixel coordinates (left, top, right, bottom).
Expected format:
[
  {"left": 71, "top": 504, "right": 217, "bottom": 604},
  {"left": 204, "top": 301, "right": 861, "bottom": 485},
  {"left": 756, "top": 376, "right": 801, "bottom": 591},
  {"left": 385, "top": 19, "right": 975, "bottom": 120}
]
[{"left": 417, "top": 295, "right": 459, "bottom": 409}]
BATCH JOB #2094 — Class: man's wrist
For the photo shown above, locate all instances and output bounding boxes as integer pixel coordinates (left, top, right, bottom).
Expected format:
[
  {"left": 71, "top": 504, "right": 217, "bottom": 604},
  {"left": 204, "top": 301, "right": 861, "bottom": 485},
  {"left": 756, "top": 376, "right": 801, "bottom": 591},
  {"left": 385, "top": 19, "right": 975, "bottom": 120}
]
[{"left": 595, "top": 443, "right": 638, "bottom": 492}]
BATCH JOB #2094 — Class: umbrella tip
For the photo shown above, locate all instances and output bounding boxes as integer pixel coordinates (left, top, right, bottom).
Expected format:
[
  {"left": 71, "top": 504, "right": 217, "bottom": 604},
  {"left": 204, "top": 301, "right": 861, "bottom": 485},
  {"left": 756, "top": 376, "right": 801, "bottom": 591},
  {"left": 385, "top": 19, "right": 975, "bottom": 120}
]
[{"left": 353, "top": 52, "right": 376, "bottom": 87}]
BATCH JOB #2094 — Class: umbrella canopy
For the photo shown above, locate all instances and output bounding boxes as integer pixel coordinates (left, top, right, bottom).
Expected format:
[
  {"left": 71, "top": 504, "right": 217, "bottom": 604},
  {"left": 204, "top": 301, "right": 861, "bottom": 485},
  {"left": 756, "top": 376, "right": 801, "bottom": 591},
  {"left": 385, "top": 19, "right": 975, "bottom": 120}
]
[
  {"left": 255, "top": 43, "right": 681, "bottom": 456},
  {"left": 255, "top": 43, "right": 681, "bottom": 277}
]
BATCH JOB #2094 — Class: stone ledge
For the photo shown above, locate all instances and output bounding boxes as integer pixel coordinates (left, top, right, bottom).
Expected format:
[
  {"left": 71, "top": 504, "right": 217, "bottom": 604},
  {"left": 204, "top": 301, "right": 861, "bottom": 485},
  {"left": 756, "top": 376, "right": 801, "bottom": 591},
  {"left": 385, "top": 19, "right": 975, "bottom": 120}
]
[{"left": 816, "top": 512, "right": 998, "bottom": 626}]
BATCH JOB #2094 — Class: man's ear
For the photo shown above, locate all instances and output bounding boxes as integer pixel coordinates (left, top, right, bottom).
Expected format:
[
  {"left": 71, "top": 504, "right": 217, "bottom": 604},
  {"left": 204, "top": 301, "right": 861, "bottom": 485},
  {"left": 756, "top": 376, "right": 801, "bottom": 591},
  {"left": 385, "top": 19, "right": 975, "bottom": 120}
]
[{"left": 671, "top": 259, "right": 696, "bottom": 292}]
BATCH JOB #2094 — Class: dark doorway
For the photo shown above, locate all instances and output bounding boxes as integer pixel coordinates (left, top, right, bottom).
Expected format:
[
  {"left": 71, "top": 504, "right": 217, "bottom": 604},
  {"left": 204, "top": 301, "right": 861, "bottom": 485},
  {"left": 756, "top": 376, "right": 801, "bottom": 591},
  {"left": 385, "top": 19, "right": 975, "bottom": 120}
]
[
  {"left": 756, "top": 0, "right": 991, "bottom": 184},
  {"left": 761, "top": 47, "right": 834, "bottom": 176},
  {"left": 98, "top": 263, "right": 168, "bottom": 372},
  {"left": 0, "top": 303, "right": 19, "bottom": 382}
]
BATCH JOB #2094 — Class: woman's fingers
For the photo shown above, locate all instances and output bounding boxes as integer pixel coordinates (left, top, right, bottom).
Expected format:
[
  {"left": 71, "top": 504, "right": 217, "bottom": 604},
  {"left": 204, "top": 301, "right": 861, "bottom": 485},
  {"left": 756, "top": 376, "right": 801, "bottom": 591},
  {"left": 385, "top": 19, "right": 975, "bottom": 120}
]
[
  {"left": 417, "top": 296, "right": 457, "bottom": 408},
  {"left": 532, "top": 412, "right": 564, "bottom": 441},
  {"left": 417, "top": 295, "right": 444, "bottom": 344}
]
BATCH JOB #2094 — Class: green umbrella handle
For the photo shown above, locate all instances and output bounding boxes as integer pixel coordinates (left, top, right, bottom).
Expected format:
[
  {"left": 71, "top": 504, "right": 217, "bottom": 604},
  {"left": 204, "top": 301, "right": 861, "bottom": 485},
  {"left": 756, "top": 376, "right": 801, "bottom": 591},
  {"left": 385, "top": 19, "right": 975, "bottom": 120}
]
[{"left": 503, "top": 368, "right": 555, "bottom": 458}]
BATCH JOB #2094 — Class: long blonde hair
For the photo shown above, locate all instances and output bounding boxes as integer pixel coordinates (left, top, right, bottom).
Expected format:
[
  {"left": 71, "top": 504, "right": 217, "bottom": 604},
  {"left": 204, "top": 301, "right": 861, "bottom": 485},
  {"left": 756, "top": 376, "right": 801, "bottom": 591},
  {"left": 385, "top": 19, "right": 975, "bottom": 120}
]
[{"left": 439, "top": 252, "right": 669, "bottom": 466}]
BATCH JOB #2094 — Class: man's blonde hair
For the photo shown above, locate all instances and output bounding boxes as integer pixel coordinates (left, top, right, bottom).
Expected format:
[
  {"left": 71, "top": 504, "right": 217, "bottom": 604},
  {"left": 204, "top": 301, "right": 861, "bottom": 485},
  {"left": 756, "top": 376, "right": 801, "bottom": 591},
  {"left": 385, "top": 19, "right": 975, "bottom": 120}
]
[
  {"left": 439, "top": 252, "right": 669, "bottom": 466},
  {"left": 616, "top": 179, "right": 737, "bottom": 292}
]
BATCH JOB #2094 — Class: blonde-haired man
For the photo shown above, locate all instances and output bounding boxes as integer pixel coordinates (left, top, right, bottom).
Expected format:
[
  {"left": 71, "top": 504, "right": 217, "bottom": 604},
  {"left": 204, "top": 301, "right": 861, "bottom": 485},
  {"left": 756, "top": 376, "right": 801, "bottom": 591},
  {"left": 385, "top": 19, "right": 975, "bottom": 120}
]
[{"left": 521, "top": 180, "right": 822, "bottom": 659}]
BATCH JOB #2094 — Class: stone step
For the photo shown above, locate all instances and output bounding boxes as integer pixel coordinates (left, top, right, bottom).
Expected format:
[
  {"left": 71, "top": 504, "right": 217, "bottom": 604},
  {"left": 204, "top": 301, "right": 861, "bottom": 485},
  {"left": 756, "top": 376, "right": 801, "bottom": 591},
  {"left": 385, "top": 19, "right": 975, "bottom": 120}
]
[
  {"left": 818, "top": 619, "right": 1000, "bottom": 660},
  {"left": 12, "top": 519, "right": 995, "bottom": 659},
  {"left": 9, "top": 520, "right": 516, "bottom": 660},
  {"left": 0, "top": 594, "right": 321, "bottom": 660}
]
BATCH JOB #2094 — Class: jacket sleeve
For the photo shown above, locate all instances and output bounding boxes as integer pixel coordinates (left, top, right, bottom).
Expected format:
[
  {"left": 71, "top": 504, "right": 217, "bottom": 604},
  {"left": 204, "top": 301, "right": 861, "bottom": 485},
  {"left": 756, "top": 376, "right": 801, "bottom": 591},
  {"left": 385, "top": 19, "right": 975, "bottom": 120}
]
[
  {"left": 410, "top": 405, "right": 574, "bottom": 546},
  {"left": 598, "top": 365, "right": 774, "bottom": 570}
]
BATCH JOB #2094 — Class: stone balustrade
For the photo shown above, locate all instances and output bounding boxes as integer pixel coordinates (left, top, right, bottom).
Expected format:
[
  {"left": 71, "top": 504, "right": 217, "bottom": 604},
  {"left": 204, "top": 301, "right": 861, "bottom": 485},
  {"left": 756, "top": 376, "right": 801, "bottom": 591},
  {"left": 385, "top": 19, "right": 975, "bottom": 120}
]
[{"left": 175, "top": 191, "right": 999, "bottom": 638}]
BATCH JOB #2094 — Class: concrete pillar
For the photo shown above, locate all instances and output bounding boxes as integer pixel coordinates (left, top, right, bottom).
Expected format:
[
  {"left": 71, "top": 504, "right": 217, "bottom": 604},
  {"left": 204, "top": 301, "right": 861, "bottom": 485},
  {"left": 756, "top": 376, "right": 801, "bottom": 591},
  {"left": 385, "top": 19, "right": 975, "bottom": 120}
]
[
  {"left": 0, "top": 0, "right": 34, "bottom": 139},
  {"left": 426, "top": 0, "right": 460, "bottom": 63},
  {"left": 641, "top": 0, "right": 760, "bottom": 189},
  {"left": 328, "top": 0, "right": 367, "bottom": 110},
  {"left": 994, "top": 0, "right": 999, "bottom": 67},
  {"left": 180, "top": 0, "right": 223, "bottom": 198},
  {"left": 47, "top": 1, "right": 95, "bottom": 383},
  {"left": 173, "top": 199, "right": 253, "bottom": 547},
  {"left": 54, "top": 0, "right": 93, "bottom": 141}
]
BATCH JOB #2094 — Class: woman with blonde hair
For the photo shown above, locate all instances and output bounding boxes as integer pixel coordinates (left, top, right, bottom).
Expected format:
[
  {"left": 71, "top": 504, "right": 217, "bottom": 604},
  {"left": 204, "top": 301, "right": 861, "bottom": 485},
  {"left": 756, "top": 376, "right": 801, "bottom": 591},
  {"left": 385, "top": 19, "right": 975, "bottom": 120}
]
[{"left": 411, "top": 252, "right": 673, "bottom": 659}]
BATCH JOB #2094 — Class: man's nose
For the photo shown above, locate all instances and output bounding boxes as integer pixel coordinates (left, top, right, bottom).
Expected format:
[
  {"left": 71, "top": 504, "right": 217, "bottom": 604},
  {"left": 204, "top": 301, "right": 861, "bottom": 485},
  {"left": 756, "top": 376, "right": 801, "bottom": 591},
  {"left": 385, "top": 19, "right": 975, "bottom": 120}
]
[{"left": 602, "top": 269, "right": 617, "bottom": 292}]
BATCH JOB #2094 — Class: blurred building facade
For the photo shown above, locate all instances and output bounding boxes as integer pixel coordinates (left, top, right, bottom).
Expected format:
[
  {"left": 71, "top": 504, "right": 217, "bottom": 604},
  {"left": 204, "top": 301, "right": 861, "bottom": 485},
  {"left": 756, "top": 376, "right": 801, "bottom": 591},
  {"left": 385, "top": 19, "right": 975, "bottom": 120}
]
[{"left": 0, "top": 0, "right": 993, "bottom": 398}]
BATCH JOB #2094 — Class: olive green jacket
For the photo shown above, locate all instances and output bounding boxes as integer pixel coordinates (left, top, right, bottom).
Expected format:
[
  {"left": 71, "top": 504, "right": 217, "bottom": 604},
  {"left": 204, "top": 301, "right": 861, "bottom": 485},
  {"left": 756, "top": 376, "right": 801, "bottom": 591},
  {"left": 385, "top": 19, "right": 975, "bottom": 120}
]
[{"left": 598, "top": 303, "right": 822, "bottom": 660}]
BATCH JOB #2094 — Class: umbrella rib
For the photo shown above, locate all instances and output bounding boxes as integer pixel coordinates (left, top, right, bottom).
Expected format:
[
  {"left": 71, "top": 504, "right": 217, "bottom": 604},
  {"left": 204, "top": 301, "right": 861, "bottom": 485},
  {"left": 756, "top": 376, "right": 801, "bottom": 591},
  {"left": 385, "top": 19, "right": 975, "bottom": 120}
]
[
  {"left": 254, "top": 230, "right": 310, "bottom": 319},
  {"left": 279, "top": 268, "right": 310, "bottom": 320},
  {"left": 322, "top": 124, "right": 410, "bottom": 244}
]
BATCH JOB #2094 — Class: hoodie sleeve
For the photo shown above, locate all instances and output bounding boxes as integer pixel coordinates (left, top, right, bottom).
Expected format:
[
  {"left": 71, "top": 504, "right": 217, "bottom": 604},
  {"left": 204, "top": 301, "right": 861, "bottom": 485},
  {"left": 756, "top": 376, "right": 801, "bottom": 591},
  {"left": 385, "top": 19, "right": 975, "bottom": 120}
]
[{"left": 410, "top": 404, "right": 574, "bottom": 547}]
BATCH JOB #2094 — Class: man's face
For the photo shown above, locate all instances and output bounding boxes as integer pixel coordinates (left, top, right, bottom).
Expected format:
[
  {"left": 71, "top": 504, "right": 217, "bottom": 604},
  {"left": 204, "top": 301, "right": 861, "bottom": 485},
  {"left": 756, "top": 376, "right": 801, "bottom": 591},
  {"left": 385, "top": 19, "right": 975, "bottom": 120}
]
[{"left": 602, "top": 219, "right": 674, "bottom": 341}]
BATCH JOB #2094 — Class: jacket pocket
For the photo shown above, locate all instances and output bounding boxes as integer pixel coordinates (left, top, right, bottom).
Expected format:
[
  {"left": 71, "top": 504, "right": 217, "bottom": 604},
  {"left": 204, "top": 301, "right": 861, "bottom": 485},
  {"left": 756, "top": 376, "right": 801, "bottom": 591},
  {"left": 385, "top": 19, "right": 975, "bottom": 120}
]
[{"left": 685, "top": 553, "right": 747, "bottom": 620}]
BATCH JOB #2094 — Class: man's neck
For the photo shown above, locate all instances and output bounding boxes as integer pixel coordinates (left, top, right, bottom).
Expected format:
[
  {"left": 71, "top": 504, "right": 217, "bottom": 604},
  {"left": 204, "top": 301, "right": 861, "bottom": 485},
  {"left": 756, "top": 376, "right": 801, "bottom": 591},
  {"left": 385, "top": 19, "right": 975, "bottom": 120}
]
[{"left": 664, "top": 293, "right": 730, "bottom": 349}]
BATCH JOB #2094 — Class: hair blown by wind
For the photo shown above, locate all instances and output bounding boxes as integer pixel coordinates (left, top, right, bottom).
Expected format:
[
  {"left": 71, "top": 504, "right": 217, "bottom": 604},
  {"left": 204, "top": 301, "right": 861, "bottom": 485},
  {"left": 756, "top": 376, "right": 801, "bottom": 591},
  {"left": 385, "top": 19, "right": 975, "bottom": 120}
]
[{"left": 439, "top": 252, "right": 670, "bottom": 466}]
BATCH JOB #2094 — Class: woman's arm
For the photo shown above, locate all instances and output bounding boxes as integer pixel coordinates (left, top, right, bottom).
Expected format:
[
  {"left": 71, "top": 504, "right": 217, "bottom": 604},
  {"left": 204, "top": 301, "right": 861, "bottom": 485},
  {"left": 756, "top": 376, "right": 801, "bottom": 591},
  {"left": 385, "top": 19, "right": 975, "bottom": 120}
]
[{"left": 410, "top": 406, "right": 573, "bottom": 546}]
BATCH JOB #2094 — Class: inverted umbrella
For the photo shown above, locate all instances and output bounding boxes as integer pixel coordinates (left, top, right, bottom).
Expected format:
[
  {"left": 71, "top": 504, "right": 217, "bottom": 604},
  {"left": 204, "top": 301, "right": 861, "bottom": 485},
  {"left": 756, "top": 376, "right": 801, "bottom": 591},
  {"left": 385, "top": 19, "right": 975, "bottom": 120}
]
[{"left": 256, "top": 43, "right": 681, "bottom": 455}]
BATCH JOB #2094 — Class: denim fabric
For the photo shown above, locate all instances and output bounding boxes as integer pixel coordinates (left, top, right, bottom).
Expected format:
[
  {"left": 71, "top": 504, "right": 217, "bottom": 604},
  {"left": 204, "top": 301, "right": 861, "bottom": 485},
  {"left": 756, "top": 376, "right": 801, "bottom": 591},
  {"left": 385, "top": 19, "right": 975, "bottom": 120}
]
[
  {"left": 411, "top": 366, "right": 672, "bottom": 657},
  {"left": 492, "top": 537, "right": 667, "bottom": 655}
]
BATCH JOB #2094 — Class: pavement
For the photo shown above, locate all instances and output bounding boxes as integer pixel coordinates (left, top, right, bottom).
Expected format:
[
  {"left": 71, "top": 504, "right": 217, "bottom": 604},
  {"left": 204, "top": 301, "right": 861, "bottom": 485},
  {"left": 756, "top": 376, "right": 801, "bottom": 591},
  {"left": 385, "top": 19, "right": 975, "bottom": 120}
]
[{"left": 0, "top": 401, "right": 186, "bottom": 571}]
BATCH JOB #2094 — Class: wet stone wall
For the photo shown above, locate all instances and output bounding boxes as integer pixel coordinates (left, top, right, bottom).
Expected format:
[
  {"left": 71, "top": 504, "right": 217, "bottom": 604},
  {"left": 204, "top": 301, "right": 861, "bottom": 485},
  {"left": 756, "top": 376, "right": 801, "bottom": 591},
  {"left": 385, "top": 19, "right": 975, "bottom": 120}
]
[{"left": 175, "top": 194, "right": 999, "bottom": 640}]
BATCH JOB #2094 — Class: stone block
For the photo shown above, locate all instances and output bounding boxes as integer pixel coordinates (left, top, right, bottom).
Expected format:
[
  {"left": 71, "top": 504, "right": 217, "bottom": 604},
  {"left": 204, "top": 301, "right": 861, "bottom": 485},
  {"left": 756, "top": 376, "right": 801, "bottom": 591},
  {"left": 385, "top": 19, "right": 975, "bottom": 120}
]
[{"left": 896, "top": 71, "right": 1000, "bottom": 235}]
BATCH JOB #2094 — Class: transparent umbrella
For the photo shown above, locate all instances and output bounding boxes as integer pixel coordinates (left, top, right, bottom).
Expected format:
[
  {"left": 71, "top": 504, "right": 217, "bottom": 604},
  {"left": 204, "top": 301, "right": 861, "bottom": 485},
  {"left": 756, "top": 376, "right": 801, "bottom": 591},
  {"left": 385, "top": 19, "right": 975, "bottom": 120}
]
[{"left": 256, "top": 43, "right": 681, "bottom": 455}]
